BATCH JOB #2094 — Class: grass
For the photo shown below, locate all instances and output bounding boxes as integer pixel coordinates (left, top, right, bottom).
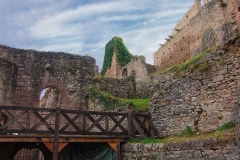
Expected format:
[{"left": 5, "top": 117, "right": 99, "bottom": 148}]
[
  {"left": 151, "top": 47, "right": 216, "bottom": 76},
  {"left": 88, "top": 85, "right": 149, "bottom": 112},
  {"left": 131, "top": 122, "right": 236, "bottom": 144}
]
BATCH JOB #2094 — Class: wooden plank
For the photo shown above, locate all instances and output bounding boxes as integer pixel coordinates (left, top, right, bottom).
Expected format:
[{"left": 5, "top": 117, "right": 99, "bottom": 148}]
[
  {"left": 32, "top": 111, "right": 54, "bottom": 133},
  {"left": 105, "top": 115, "right": 109, "bottom": 134},
  {"left": 133, "top": 119, "right": 146, "bottom": 138},
  {"left": 134, "top": 116, "right": 149, "bottom": 135},
  {"left": 60, "top": 112, "right": 81, "bottom": 133},
  {"left": 109, "top": 115, "right": 127, "bottom": 133},
  {"left": 86, "top": 115, "right": 105, "bottom": 133},
  {"left": 85, "top": 113, "right": 105, "bottom": 133},
  {"left": 108, "top": 142, "right": 117, "bottom": 152},
  {"left": 60, "top": 114, "right": 80, "bottom": 131},
  {"left": 128, "top": 110, "right": 133, "bottom": 138},
  {"left": 148, "top": 120, "right": 160, "bottom": 138},
  {"left": 44, "top": 142, "right": 54, "bottom": 152},
  {"left": 116, "top": 142, "right": 120, "bottom": 160},
  {"left": 30, "top": 111, "right": 55, "bottom": 131},
  {"left": 44, "top": 142, "right": 68, "bottom": 153},
  {"left": 0, "top": 136, "right": 129, "bottom": 143},
  {"left": 1, "top": 109, "right": 27, "bottom": 130},
  {"left": 52, "top": 107, "right": 60, "bottom": 160}
]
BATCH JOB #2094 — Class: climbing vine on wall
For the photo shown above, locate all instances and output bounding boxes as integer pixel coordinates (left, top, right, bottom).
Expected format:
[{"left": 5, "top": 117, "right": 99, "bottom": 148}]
[{"left": 101, "top": 36, "right": 132, "bottom": 76}]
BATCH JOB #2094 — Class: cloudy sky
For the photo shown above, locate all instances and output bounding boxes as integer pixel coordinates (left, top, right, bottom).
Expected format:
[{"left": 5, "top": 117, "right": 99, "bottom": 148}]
[{"left": 0, "top": 0, "right": 198, "bottom": 69}]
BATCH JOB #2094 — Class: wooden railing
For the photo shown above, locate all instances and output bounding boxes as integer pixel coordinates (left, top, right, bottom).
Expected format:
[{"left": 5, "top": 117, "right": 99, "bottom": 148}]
[{"left": 0, "top": 106, "right": 159, "bottom": 139}]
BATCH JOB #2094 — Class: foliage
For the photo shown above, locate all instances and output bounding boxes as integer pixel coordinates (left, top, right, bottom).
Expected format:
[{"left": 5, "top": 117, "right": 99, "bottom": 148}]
[
  {"left": 130, "top": 137, "right": 166, "bottom": 144},
  {"left": 199, "top": 61, "right": 210, "bottom": 73},
  {"left": 177, "top": 126, "right": 196, "bottom": 137},
  {"left": 101, "top": 36, "right": 132, "bottom": 76},
  {"left": 216, "top": 121, "right": 235, "bottom": 132},
  {"left": 151, "top": 47, "right": 216, "bottom": 76},
  {"left": 220, "top": 2, "right": 227, "bottom": 7},
  {"left": 88, "top": 84, "right": 149, "bottom": 111},
  {"left": 217, "top": 115, "right": 223, "bottom": 120}
]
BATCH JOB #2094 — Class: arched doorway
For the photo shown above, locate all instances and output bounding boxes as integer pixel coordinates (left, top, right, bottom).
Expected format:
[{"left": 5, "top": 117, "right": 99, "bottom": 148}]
[
  {"left": 14, "top": 148, "right": 44, "bottom": 160},
  {"left": 40, "top": 87, "right": 59, "bottom": 109},
  {"left": 38, "top": 87, "right": 59, "bottom": 130},
  {"left": 122, "top": 68, "right": 127, "bottom": 79}
]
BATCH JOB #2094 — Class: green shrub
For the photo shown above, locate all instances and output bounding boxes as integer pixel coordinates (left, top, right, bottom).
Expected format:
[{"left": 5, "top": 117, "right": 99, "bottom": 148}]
[
  {"left": 178, "top": 126, "right": 196, "bottom": 137},
  {"left": 101, "top": 36, "right": 132, "bottom": 76},
  {"left": 217, "top": 122, "right": 235, "bottom": 131}
]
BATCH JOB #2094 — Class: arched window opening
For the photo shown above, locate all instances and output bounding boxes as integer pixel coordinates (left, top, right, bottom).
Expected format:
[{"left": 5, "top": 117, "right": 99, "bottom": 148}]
[
  {"left": 39, "top": 87, "right": 59, "bottom": 130},
  {"left": 40, "top": 87, "right": 59, "bottom": 108},
  {"left": 122, "top": 68, "right": 128, "bottom": 79},
  {"left": 14, "top": 148, "right": 44, "bottom": 160}
]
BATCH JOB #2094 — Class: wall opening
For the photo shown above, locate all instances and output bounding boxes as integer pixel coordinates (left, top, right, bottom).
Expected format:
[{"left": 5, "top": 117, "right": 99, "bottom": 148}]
[
  {"left": 14, "top": 148, "right": 44, "bottom": 160},
  {"left": 122, "top": 68, "right": 128, "bottom": 79},
  {"left": 40, "top": 87, "right": 59, "bottom": 108},
  {"left": 39, "top": 87, "right": 59, "bottom": 130}
]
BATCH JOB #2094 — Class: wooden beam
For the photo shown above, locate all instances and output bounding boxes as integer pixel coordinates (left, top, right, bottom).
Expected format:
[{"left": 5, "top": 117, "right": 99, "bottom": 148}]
[
  {"left": 0, "top": 136, "right": 129, "bottom": 143},
  {"left": 116, "top": 142, "right": 120, "bottom": 160},
  {"left": 108, "top": 142, "right": 117, "bottom": 152},
  {"left": 108, "top": 142, "right": 121, "bottom": 160},
  {"left": 44, "top": 142, "right": 68, "bottom": 152},
  {"left": 52, "top": 107, "right": 60, "bottom": 160}
]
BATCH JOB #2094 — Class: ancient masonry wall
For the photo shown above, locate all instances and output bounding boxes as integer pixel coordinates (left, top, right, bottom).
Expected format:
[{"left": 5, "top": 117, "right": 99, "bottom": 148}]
[
  {"left": 0, "top": 58, "right": 17, "bottom": 106},
  {"left": 121, "top": 139, "right": 239, "bottom": 160},
  {"left": 154, "top": 0, "right": 237, "bottom": 71},
  {"left": 232, "top": 0, "right": 240, "bottom": 27},
  {"left": 136, "top": 37, "right": 240, "bottom": 137},
  {"left": 0, "top": 45, "right": 96, "bottom": 110},
  {"left": 171, "top": 0, "right": 202, "bottom": 36},
  {"left": 105, "top": 53, "right": 121, "bottom": 78},
  {"left": 93, "top": 75, "right": 136, "bottom": 99},
  {"left": 118, "top": 56, "right": 156, "bottom": 80}
]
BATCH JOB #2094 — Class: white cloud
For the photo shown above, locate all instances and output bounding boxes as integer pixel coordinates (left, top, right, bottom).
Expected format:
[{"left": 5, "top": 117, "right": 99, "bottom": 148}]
[{"left": 0, "top": 0, "right": 194, "bottom": 68}]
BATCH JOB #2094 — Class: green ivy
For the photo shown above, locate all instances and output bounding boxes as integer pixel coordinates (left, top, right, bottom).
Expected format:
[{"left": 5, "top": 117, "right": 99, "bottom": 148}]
[{"left": 101, "top": 36, "right": 132, "bottom": 76}]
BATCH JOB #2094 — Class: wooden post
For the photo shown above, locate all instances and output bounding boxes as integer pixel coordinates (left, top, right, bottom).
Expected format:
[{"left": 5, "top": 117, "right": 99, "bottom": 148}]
[
  {"left": 127, "top": 110, "right": 133, "bottom": 138},
  {"left": 116, "top": 142, "right": 120, "bottom": 160},
  {"left": 105, "top": 115, "right": 109, "bottom": 135},
  {"left": 0, "top": 109, "right": 2, "bottom": 126},
  {"left": 146, "top": 112, "right": 150, "bottom": 137},
  {"left": 52, "top": 107, "right": 60, "bottom": 160}
]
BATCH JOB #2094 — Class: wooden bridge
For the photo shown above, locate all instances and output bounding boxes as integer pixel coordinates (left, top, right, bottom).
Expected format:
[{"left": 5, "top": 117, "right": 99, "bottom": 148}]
[{"left": 0, "top": 106, "right": 159, "bottom": 160}]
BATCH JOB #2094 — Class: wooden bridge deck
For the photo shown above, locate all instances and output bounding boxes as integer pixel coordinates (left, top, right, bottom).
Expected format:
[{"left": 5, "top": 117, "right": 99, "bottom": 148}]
[{"left": 0, "top": 106, "right": 159, "bottom": 160}]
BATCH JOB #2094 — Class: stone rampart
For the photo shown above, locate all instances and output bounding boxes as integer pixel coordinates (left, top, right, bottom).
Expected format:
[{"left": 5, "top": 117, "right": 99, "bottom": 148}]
[
  {"left": 154, "top": 0, "right": 237, "bottom": 71},
  {"left": 148, "top": 36, "right": 240, "bottom": 136},
  {"left": 171, "top": 0, "right": 202, "bottom": 36}
]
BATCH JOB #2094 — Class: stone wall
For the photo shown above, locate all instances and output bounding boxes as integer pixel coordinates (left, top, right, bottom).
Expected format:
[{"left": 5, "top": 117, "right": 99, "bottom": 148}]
[
  {"left": 105, "top": 53, "right": 121, "bottom": 78},
  {"left": 148, "top": 36, "right": 240, "bottom": 137},
  {"left": 118, "top": 56, "right": 156, "bottom": 80},
  {"left": 232, "top": 0, "right": 240, "bottom": 27},
  {"left": 0, "top": 58, "right": 17, "bottom": 106},
  {"left": 0, "top": 45, "right": 96, "bottom": 110},
  {"left": 154, "top": 0, "right": 237, "bottom": 71},
  {"left": 171, "top": 0, "right": 202, "bottom": 36},
  {"left": 121, "top": 139, "right": 239, "bottom": 160},
  {"left": 93, "top": 74, "right": 136, "bottom": 99}
]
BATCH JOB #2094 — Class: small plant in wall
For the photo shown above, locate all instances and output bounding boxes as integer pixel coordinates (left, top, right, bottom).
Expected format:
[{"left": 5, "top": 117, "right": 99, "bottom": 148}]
[
  {"left": 217, "top": 115, "right": 223, "bottom": 120},
  {"left": 220, "top": 2, "right": 227, "bottom": 7}
]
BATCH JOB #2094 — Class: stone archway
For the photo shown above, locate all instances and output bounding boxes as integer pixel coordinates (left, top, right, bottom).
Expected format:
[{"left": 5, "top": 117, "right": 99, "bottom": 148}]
[
  {"left": 39, "top": 87, "right": 59, "bottom": 109},
  {"left": 0, "top": 142, "right": 52, "bottom": 160},
  {"left": 14, "top": 148, "right": 44, "bottom": 160},
  {"left": 122, "top": 68, "right": 128, "bottom": 79}
]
